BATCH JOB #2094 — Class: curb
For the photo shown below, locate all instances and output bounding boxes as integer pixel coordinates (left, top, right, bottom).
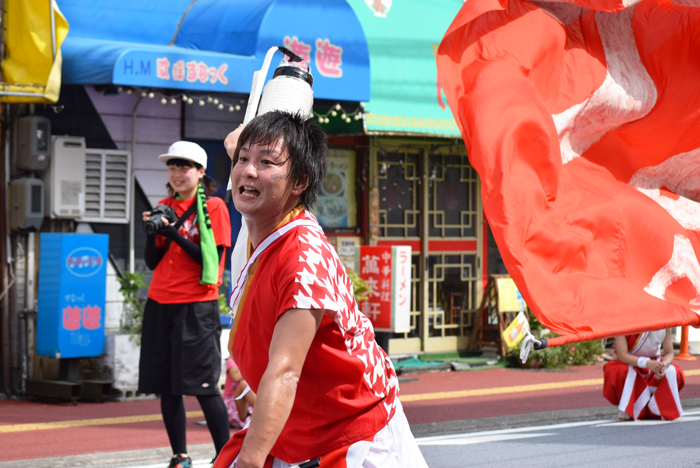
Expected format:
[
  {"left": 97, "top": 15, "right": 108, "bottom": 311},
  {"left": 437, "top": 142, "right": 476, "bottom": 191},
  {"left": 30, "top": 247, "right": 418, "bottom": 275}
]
[
  {"left": 395, "top": 359, "right": 503, "bottom": 375},
  {"left": 396, "top": 363, "right": 452, "bottom": 375}
]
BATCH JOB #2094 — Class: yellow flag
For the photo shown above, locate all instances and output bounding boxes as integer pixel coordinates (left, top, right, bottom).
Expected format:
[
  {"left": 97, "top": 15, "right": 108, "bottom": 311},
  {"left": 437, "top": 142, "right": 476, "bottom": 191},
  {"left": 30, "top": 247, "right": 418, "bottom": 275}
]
[{"left": 1, "top": 0, "right": 70, "bottom": 103}]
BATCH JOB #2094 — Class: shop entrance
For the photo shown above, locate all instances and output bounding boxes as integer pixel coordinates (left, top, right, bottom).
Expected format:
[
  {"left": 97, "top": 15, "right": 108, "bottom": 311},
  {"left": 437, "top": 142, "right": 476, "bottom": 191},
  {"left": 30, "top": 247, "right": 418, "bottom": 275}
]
[{"left": 369, "top": 138, "right": 483, "bottom": 354}]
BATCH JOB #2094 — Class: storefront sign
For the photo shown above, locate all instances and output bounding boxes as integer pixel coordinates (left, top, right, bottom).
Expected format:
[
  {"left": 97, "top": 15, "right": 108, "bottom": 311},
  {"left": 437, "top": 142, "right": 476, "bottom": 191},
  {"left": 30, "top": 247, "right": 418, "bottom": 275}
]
[
  {"left": 283, "top": 36, "right": 344, "bottom": 78},
  {"left": 113, "top": 50, "right": 253, "bottom": 93},
  {"left": 37, "top": 234, "right": 109, "bottom": 358},
  {"left": 355, "top": 245, "right": 411, "bottom": 332}
]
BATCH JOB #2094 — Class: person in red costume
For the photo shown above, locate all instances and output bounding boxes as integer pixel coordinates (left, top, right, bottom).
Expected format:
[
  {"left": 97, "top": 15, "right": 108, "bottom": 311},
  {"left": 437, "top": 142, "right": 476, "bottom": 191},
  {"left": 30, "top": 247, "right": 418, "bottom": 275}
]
[
  {"left": 139, "top": 141, "right": 232, "bottom": 468},
  {"left": 216, "top": 111, "right": 427, "bottom": 468},
  {"left": 603, "top": 329, "right": 685, "bottom": 421}
]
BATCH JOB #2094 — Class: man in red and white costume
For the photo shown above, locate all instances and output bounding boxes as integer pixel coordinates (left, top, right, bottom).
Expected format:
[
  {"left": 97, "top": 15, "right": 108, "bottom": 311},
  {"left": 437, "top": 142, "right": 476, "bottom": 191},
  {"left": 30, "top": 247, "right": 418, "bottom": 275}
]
[
  {"left": 603, "top": 329, "right": 685, "bottom": 421},
  {"left": 216, "top": 111, "right": 427, "bottom": 468}
]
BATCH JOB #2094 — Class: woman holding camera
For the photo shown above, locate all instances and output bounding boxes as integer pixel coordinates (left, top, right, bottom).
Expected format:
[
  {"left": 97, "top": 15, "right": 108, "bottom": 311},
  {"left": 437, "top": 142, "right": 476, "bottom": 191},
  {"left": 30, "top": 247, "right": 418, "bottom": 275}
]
[{"left": 139, "top": 141, "right": 232, "bottom": 468}]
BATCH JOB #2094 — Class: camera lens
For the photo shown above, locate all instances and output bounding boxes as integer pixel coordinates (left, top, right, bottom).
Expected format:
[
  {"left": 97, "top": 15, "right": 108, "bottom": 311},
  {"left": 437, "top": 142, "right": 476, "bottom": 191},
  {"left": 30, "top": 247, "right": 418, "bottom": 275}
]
[{"left": 144, "top": 221, "right": 157, "bottom": 234}]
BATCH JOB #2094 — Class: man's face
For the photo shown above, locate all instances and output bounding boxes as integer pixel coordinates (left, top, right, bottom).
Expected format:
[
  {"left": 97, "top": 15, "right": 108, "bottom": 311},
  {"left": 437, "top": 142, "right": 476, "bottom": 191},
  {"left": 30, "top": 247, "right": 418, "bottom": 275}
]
[{"left": 231, "top": 138, "right": 297, "bottom": 221}]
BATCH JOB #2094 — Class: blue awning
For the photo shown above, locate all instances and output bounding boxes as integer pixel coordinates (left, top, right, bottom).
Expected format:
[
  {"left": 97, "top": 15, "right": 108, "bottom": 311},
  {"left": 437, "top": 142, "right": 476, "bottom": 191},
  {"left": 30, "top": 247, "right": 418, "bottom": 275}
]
[
  {"left": 62, "top": 38, "right": 255, "bottom": 94},
  {"left": 57, "top": 0, "right": 370, "bottom": 101}
]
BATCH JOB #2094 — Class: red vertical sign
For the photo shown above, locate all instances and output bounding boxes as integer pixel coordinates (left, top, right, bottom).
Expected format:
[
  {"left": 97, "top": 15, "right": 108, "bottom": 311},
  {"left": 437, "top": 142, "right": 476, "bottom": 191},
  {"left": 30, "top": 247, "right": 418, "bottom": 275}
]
[{"left": 357, "top": 246, "right": 393, "bottom": 330}]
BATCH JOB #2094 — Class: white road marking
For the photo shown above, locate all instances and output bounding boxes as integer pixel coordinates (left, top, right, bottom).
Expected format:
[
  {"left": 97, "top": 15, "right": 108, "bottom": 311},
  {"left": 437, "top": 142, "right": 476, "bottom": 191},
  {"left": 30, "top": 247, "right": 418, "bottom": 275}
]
[
  {"left": 416, "top": 432, "right": 553, "bottom": 446},
  {"left": 117, "top": 460, "right": 212, "bottom": 468},
  {"left": 595, "top": 411, "right": 700, "bottom": 427},
  {"left": 416, "top": 410, "right": 700, "bottom": 446},
  {"left": 416, "top": 418, "right": 612, "bottom": 445}
]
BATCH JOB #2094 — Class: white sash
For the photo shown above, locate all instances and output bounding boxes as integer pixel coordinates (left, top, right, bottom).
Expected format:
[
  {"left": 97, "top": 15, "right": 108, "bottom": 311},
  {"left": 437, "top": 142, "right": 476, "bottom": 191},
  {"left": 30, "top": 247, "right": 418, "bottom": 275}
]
[
  {"left": 228, "top": 217, "right": 322, "bottom": 318},
  {"left": 629, "top": 331, "right": 650, "bottom": 355}
]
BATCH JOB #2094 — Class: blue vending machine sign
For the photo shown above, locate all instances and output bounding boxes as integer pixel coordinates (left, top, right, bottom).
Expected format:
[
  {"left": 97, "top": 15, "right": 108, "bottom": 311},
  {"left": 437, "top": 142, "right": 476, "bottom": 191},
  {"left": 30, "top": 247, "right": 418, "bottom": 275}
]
[{"left": 37, "top": 234, "right": 109, "bottom": 358}]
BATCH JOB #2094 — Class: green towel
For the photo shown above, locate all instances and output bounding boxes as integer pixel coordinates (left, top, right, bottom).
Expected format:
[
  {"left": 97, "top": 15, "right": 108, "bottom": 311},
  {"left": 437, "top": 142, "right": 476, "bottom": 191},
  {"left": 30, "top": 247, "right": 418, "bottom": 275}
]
[{"left": 196, "top": 183, "right": 218, "bottom": 285}]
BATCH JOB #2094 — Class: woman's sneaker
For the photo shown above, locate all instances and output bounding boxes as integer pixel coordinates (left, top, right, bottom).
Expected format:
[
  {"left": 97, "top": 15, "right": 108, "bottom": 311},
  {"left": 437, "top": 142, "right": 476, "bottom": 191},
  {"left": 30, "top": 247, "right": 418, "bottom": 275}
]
[{"left": 168, "top": 454, "right": 193, "bottom": 468}]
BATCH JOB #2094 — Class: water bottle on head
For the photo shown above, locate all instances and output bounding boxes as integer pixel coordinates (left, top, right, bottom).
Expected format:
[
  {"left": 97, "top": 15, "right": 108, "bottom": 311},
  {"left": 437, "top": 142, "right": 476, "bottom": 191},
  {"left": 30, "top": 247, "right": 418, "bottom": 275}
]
[
  {"left": 227, "top": 46, "right": 315, "bottom": 304},
  {"left": 243, "top": 46, "right": 314, "bottom": 124}
]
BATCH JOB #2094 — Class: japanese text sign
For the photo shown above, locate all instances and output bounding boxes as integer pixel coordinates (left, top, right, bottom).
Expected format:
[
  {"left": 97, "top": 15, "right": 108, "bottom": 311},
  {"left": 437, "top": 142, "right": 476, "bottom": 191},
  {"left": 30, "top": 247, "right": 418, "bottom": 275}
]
[
  {"left": 355, "top": 245, "right": 411, "bottom": 333},
  {"left": 283, "top": 36, "right": 344, "bottom": 78},
  {"left": 37, "top": 234, "right": 109, "bottom": 358},
  {"left": 113, "top": 50, "right": 252, "bottom": 93}
]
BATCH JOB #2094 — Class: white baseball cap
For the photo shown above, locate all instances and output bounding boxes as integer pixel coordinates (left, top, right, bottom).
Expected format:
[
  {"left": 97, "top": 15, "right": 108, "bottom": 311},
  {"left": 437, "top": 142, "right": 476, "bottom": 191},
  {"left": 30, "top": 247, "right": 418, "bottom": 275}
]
[{"left": 158, "top": 141, "right": 208, "bottom": 169}]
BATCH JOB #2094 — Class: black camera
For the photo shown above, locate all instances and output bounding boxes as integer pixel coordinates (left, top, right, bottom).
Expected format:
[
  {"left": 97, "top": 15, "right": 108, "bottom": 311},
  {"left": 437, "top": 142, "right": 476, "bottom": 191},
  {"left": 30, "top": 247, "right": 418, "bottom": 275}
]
[{"left": 143, "top": 204, "right": 178, "bottom": 234}]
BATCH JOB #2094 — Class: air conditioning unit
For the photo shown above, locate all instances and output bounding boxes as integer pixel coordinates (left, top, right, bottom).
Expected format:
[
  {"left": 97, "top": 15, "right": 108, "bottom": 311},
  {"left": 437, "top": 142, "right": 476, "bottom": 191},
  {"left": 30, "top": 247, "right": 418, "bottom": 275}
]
[
  {"left": 79, "top": 148, "right": 132, "bottom": 224},
  {"left": 42, "top": 136, "right": 86, "bottom": 218}
]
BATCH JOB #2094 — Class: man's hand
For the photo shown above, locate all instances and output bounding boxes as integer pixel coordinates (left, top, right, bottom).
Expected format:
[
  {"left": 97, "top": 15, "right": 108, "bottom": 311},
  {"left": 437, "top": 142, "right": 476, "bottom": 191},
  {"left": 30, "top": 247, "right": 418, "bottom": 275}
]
[
  {"left": 224, "top": 124, "right": 245, "bottom": 160},
  {"left": 234, "top": 455, "right": 264, "bottom": 468}
]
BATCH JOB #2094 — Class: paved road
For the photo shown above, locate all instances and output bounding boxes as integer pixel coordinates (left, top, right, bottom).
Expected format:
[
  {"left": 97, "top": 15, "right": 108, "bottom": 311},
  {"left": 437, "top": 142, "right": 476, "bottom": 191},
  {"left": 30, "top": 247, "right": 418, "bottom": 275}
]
[
  {"left": 5, "top": 403, "right": 699, "bottom": 468},
  {"left": 37, "top": 409, "right": 700, "bottom": 468},
  {"left": 3, "top": 360, "right": 700, "bottom": 467},
  {"left": 418, "top": 410, "right": 700, "bottom": 468}
]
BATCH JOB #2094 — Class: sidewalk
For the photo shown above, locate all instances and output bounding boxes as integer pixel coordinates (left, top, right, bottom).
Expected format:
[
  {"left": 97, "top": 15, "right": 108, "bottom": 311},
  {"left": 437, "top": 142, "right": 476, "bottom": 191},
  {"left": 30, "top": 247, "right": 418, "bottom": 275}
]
[{"left": 3, "top": 356, "right": 700, "bottom": 467}]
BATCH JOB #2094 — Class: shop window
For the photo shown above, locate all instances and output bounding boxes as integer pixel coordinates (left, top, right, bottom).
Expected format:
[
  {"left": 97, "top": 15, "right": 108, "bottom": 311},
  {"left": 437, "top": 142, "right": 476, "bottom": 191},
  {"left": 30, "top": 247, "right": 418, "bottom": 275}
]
[
  {"left": 428, "top": 153, "right": 479, "bottom": 238},
  {"left": 377, "top": 149, "right": 420, "bottom": 238},
  {"left": 426, "top": 253, "right": 479, "bottom": 337}
]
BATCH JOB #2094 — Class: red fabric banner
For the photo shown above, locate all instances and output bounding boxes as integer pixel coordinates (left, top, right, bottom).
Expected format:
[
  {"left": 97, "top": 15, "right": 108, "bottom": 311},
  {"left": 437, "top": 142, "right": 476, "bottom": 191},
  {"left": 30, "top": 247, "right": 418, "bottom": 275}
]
[{"left": 437, "top": 0, "right": 700, "bottom": 346}]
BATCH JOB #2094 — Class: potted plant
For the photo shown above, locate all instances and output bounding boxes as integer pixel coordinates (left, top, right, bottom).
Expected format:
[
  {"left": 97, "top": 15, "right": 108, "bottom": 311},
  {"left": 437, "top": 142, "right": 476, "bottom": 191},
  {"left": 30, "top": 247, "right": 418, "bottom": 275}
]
[{"left": 108, "top": 272, "right": 147, "bottom": 398}]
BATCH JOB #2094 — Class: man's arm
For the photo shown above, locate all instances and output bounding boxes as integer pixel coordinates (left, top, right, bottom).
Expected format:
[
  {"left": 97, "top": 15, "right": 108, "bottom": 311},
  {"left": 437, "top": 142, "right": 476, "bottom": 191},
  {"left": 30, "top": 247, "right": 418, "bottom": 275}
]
[
  {"left": 235, "top": 308, "right": 323, "bottom": 468},
  {"left": 224, "top": 124, "right": 244, "bottom": 160}
]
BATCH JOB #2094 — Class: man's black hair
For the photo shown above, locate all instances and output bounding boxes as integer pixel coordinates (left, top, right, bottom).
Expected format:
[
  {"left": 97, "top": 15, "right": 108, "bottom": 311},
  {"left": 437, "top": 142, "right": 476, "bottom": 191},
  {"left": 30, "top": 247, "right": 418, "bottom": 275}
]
[{"left": 232, "top": 111, "right": 328, "bottom": 210}]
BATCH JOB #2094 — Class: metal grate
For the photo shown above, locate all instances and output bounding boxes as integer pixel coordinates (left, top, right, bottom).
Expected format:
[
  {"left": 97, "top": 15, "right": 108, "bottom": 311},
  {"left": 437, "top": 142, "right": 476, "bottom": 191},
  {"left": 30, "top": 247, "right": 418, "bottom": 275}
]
[{"left": 80, "top": 149, "right": 131, "bottom": 223}]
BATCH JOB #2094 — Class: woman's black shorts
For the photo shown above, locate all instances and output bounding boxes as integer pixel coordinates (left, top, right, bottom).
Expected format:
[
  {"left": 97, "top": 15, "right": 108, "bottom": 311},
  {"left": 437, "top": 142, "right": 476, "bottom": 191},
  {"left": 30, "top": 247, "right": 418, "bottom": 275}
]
[{"left": 138, "top": 298, "right": 222, "bottom": 396}]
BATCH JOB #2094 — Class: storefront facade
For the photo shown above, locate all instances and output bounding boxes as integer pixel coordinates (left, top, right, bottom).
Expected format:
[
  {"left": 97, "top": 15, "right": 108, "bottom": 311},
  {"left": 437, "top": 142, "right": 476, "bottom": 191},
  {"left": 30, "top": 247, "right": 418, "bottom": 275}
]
[
  {"left": 1, "top": 0, "right": 486, "bottom": 397},
  {"left": 0, "top": 0, "right": 372, "bottom": 395},
  {"left": 346, "top": 0, "right": 485, "bottom": 354}
]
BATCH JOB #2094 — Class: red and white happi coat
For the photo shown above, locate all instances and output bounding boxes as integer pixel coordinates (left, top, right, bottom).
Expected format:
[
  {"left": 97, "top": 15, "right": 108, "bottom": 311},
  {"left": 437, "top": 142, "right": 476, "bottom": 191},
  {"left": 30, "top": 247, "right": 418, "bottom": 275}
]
[
  {"left": 219, "top": 210, "right": 401, "bottom": 467},
  {"left": 603, "top": 330, "right": 685, "bottom": 420},
  {"left": 437, "top": 0, "right": 700, "bottom": 346}
]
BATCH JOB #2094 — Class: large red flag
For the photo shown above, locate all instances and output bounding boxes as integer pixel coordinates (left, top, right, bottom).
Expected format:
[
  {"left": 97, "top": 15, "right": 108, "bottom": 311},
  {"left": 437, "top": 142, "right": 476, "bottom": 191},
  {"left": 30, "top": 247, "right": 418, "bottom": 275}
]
[{"left": 437, "top": 0, "right": 700, "bottom": 347}]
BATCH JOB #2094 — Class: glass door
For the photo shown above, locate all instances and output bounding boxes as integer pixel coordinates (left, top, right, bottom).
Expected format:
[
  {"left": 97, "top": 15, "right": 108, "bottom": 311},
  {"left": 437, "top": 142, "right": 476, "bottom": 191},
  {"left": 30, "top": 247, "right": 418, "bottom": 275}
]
[{"left": 370, "top": 137, "right": 483, "bottom": 353}]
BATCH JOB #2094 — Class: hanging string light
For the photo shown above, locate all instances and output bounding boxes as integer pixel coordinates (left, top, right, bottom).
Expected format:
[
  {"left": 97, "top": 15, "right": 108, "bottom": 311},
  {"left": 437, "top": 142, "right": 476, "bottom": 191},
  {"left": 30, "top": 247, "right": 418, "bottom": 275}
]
[
  {"left": 312, "top": 102, "right": 365, "bottom": 125},
  {"left": 109, "top": 87, "right": 364, "bottom": 126}
]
